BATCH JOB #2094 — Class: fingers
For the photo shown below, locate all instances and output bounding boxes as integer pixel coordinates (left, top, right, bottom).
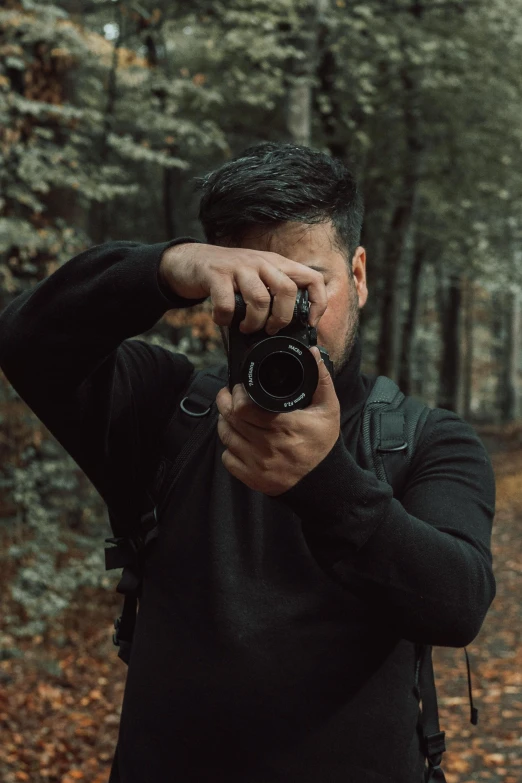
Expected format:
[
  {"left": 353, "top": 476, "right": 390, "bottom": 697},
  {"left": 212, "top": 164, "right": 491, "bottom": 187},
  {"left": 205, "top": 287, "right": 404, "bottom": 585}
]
[
  {"left": 234, "top": 266, "right": 294, "bottom": 334},
  {"left": 206, "top": 248, "right": 328, "bottom": 334},
  {"left": 209, "top": 271, "right": 238, "bottom": 327},
  {"left": 236, "top": 254, "right": 327, "bottom": 334}
]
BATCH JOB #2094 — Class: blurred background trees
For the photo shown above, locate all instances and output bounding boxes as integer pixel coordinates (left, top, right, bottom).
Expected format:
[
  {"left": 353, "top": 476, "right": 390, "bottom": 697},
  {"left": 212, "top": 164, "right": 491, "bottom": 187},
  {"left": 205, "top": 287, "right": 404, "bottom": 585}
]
[{"left": 1, "top": 0, "right": 522, "bottom": 636}]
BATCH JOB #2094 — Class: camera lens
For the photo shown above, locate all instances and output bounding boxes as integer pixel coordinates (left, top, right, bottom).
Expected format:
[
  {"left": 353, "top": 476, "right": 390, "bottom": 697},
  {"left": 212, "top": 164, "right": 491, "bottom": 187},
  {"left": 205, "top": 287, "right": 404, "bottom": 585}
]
[{"left": 257, "top": 352, "right": 304, "bottom": 399}]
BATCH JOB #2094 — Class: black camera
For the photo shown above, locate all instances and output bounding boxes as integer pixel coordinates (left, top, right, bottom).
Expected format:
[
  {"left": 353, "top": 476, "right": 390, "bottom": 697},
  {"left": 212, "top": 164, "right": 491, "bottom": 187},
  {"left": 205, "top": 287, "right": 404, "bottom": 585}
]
[{"left": 227, "top": 288, "right": 334, "bottom": 413}]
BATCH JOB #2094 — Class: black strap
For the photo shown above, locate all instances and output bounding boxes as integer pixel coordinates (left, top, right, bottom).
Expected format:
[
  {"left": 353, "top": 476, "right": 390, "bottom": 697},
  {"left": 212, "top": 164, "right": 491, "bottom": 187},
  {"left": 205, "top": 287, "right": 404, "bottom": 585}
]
[
  {"left": 361, "top": 375, "right": 431, "bottom": 492},
  {"left": 465, "top": 647, "right": 479, "bottom": 725},
  {"left": 417, "top": 645, "right": 447, "bottom": 783},
  {"left": 364, "top": 380, "right": 479, "bottom": 779},
  {"left": 361, "top": 379, "right": 448, "bottom": 778},
  {"left": 151, "top": 364, "right": 228, "bottom": 506},
  {"left": 104, "top": 509, "right": 159, "bottom": 664},
  {"left": 418, "top": 648, "right": 479, "bottom": 783},
  {"left": 104, "top": 366, "right": 227, "bottom": 665}
]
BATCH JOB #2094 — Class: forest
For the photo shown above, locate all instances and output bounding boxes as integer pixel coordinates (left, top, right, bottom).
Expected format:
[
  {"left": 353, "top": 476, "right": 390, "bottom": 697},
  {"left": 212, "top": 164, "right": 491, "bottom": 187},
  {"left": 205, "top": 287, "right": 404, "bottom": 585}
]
[{"left": 1, "top": 0, "right": 521, "bottom": 781}]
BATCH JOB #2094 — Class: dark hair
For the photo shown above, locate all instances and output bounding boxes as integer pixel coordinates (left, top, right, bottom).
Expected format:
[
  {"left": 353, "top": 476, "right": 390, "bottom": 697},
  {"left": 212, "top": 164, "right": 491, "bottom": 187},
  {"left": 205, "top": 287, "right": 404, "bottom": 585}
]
[{"left": 193, "top": 142, "right": 364, "bottom": 264}]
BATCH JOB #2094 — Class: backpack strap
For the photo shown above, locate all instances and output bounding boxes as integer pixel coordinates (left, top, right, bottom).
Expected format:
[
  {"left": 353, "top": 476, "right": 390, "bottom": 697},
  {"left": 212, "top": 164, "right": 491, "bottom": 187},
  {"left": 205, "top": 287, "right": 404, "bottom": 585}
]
[
  {"left": 360, "top": 374, "right": 430, "bottom": 496},
  {"left": 362, "top": 378, "right": 446, "bottom": 780},
  {"left": 362, "top": 376, "right": 478, "bottom": 782},
  {"left": 417, "top": 645, "right": 477, "bottom": 783},
  {"left": 104, "top": 362, "right": 227, "bottom": 665},
  {"left": 148, "top": 362, "right": 228, "bottom": 514}
]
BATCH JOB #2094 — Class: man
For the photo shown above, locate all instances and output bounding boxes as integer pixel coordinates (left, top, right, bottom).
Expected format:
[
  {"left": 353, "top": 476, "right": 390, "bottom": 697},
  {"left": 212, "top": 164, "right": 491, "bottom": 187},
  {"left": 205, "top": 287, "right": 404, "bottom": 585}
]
[{"left": 0, "top": 142, "right": 496, "bottom": 783}]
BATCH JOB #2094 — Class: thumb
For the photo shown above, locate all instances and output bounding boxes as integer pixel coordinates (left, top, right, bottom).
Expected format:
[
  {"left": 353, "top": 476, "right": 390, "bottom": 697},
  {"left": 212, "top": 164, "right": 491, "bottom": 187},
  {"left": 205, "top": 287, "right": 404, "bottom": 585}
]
[{"left": 310, "top": 346, "right": 334, "bottom": 401}]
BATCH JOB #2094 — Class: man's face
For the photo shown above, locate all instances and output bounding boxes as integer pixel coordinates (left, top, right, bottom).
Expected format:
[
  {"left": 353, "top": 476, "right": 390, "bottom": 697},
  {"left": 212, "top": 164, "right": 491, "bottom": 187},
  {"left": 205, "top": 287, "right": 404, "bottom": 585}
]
[{"left": 218, "top": 220, "right": 368, "bottom": 379}]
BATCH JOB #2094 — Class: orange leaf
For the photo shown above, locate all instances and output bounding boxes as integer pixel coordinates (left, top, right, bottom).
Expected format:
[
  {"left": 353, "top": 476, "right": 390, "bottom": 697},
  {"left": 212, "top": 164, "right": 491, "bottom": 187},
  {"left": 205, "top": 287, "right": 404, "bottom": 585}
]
[
  {"left": 484, "top": 753, "right": 506, "bottom": 765},
  {"left": 450, "top": 759, "right": 470, "bottom": 773}
]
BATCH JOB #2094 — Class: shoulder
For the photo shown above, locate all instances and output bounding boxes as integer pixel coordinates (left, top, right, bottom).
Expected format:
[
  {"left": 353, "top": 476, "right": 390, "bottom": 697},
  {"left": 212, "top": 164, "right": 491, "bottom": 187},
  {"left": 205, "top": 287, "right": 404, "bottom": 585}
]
[
  {"left": 369, "top": 375, "right": 495, "bottom": 486},
  {"left": 362, "top": 373, "right": 489, "bottom": 457},
  {"left": 120, "top": 337, "right": 195, "bottom": 375},
  {"left": 116, "top": 338, "right": 197, "bottom": 420},
  {"left": 411, "top": 402, "right": 489, "bottom": 457},
  {"left": 402, "top": 398, "right": 495, "bottom": 498}
]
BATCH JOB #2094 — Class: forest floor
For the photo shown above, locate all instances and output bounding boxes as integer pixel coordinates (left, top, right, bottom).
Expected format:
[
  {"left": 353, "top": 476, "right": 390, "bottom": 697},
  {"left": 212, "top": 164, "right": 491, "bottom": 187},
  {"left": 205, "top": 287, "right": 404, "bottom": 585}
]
[{"left": 0, "top": 425, "right": 521, "bottom": 783}]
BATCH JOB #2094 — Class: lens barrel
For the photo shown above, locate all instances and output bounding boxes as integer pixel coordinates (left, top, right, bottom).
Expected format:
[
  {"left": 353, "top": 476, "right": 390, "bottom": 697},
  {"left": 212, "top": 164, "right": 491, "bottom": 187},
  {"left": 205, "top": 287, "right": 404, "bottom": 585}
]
[{"left": 239, "top": 335, "right": 319, "bottom": 413}]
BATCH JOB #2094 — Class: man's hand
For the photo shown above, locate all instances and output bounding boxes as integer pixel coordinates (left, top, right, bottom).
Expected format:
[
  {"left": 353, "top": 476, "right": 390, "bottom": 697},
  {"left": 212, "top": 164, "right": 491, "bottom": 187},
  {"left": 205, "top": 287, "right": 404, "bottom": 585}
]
[{"left": 215, "top": 347, "right": 340, "bottom": 496}]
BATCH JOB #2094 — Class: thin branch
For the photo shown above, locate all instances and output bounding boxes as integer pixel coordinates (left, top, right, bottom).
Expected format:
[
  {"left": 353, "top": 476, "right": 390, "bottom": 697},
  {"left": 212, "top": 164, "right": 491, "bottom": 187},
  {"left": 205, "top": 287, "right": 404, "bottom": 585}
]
[{"left": 350, "top": 0, "right": 483, "bottom": 12}]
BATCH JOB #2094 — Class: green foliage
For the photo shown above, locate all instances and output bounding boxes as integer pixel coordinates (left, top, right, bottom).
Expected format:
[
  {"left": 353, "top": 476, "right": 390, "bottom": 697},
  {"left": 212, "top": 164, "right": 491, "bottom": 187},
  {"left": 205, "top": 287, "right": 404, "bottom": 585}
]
[
  {"left": 2, "top": 0, "right": 522, "bottom": 638},
  {"left": 2, "top": 436, "right": 109, "bottom": 638}
]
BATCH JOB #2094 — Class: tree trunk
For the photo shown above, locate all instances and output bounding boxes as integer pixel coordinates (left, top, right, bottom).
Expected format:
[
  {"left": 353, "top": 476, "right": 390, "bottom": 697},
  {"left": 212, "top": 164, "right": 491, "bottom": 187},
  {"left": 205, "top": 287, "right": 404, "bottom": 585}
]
[
  {"left": 490, "top": 288, "right": 504, "bottom": 422},
  {"left": 461, "top": 276, "right": 474, "bottom": 419},
  {"left": 163, "top": 165, "right": 181, "bottom": 239},
  {"left": 287, "top": 80, "right": 313, "bottom": 147},
  {"left": 285, "top": 0, "right": 329, "bottom": 146},
  {"left": 154, "top": 24, "right": 184, "bottom": 240},
  {"left": 398, "top": 238, "right": 427, "bottom": 395},
  {"left": 437, "top": 273, "right": 462, "bottom": 412},
  {"left": 89, "top": 2, "right": 123, "bottom": 244},
  {"left": 498, "top": 287, "right": 520, "bottom": 423},
  {"left": 314, "top": 13, "right": 359, "bottom": 161},
  {"left": 376, "top": 59, "right": 423, "bottom": 380},
  {"left": 376, "top": 2, "right": 427, "bottom": 380}
]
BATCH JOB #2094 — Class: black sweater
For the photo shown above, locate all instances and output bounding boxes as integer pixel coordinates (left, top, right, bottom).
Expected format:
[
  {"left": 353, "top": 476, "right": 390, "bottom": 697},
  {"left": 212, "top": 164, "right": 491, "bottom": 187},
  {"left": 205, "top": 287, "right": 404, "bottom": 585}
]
[{"left": 0, "top": 239, "right": 496, "bottom": 783}]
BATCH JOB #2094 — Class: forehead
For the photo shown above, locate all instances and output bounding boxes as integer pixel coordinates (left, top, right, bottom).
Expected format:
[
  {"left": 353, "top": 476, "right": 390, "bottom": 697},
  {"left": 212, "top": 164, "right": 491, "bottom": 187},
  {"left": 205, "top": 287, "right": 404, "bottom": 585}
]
[{"left": 240, "top": 221, "right": 344, "bottom": 273}]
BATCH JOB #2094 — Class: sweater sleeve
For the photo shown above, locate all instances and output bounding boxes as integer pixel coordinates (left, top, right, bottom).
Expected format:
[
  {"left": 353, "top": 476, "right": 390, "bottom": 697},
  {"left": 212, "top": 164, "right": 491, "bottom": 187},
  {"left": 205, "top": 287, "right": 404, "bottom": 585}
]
[
  {"left": 275, "top": 409, "right": 497, "bottom": 649},
  {"left": 0, "top": 237, "right": 207, "bottom": 524}
]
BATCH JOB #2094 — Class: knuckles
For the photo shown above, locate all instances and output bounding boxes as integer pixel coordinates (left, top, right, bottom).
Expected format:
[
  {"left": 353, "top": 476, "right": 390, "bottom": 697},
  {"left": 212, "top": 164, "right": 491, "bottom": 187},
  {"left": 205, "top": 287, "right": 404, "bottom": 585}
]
[{"left": 216, "top": 416, "right": 229, "bottom": 445}]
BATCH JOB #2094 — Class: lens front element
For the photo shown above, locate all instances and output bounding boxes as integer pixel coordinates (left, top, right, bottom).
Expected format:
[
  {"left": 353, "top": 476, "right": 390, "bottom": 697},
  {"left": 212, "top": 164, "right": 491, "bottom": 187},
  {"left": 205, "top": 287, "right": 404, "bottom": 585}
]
[
  {"left": 240, "top": 336, "right": 319, "bottom": 413},
  {"left": 258, "top": 352, "right": 304, "bottom": 399}
]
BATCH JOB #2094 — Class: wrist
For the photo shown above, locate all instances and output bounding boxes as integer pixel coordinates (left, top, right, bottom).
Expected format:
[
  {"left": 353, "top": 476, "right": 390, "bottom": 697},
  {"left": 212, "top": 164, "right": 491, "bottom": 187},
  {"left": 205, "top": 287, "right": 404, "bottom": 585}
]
[
  {"left": 159, "top": 240, "right": 200, "bottom": 298},
  {"left": 159, "top": 242, "right": 187, "bottom": 283}
]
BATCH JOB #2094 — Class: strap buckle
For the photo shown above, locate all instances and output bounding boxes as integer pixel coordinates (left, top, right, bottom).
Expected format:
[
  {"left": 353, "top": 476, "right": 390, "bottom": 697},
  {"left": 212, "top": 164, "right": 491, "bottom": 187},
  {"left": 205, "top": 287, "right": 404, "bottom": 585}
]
[
  {"left": 113, "top": 615, "right": 122, "bottom": 647},
  {"left": 376, "top": 441, "right": 408, "bottom": 453},
  {"left": 180, "top": 396, "right": 212, "bottom": 416},
  {"left": 104, "top": 537, "right": 139, "bottom": 571},
  {"left": 424, "top": 730, "right": 446, "bottom": 764}
]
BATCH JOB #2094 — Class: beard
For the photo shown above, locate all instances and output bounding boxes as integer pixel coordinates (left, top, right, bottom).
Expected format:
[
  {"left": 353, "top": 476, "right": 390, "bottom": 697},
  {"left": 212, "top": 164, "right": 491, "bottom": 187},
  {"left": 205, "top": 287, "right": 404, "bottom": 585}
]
[{"left": 331, "top": 290, "right": 360, "bottom": 379}]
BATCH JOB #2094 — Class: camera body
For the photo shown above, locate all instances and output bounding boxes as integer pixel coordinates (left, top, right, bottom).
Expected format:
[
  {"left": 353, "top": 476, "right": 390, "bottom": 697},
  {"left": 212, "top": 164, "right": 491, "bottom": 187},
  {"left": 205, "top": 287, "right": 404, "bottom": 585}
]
[{"left": 227, "top": 288, "right": 334, "bottom": 413}]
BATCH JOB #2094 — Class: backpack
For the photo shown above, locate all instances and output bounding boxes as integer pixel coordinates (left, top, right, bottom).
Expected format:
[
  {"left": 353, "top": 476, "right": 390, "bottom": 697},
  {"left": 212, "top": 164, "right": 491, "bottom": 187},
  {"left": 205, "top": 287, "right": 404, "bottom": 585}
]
[{"left": 104, "top": 364, "right": 479, "bottom": 783}]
